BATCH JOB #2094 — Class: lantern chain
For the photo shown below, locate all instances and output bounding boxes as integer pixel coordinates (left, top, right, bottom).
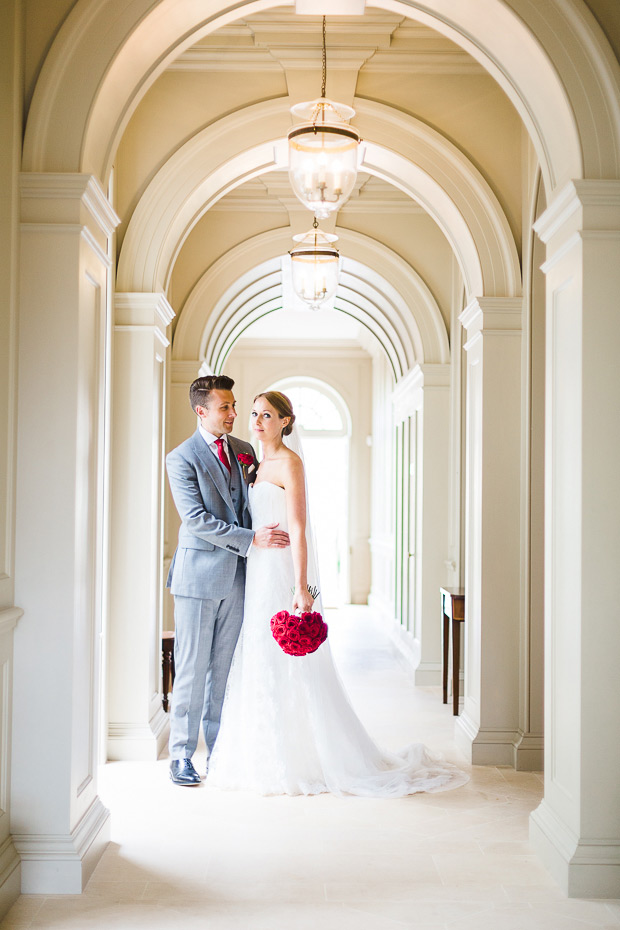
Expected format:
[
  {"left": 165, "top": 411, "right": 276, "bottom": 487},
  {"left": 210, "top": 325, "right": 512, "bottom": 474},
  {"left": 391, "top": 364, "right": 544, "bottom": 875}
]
[{"left": 321, "top": 16, "right": 327, "bottom": 100}]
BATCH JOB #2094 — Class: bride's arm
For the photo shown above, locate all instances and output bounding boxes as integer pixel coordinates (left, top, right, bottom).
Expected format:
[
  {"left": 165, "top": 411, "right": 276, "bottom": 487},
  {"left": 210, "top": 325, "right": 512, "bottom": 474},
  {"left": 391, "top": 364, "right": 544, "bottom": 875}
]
[{"left": 284, "top": 456, "right": 315, "bottom": 614}]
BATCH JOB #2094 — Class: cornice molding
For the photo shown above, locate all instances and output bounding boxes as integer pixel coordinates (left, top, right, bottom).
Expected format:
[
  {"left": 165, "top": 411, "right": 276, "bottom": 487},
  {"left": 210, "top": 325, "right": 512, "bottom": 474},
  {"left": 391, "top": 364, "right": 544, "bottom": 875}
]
[
  {"left": 115, "top": 293, "right": 175, "bottom": 336},
  {"left": 459, "top": 297, "right": 523, "bottom": 338},
  {"left": 20, "top": 173, "right": 119, "bottom": 237},
  {"left": 171, "top": 360, "right": 202, "bottom": 383},
  {"left": 0, "top": 606, "right": 23, "bottom": 637},
  {"left": 534, "top": 179, "right": 620, "bottom": 244},
  {"left": 392, "top": 362, "right": 450, "bottom": 419}
]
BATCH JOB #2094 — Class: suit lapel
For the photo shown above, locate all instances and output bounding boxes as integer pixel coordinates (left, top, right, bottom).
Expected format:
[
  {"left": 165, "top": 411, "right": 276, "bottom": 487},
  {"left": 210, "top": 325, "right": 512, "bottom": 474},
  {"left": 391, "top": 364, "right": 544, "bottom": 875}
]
[
  {"left": 227, "top": 435, "right": 252, "bottom": 511},
  {"left": 190, "top": 431, "right": 233, "bottom": 509}
]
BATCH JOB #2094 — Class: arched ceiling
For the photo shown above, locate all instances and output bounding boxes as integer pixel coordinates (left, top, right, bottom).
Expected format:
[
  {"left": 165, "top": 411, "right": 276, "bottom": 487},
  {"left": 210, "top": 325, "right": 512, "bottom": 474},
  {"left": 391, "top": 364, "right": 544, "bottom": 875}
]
[
  {"left": 173, "top": 227, "right": 449, "bottom": 375},
  {"left": 110, "top": 8, "right": 526, "bottom": 372},
  {"left": 24, "top": 0, "right": 620, "bottom": 378},
  {"left": 23, "top": 0, "right": 620, "bottom": 191}
]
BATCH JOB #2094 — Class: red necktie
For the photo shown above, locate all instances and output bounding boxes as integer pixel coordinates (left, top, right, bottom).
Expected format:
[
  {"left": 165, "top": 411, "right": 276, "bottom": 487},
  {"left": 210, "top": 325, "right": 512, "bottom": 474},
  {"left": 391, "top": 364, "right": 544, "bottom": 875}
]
[{"left": 214, "top": 436, "right": 231, "bottom": 474}]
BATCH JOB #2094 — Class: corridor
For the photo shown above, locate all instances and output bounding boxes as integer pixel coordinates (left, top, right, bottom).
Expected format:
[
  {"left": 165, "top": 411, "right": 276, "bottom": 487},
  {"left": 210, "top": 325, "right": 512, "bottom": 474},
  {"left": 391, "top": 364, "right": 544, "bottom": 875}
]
[{"left": 3, "top": 609, "right": 618, "bottom": 930}]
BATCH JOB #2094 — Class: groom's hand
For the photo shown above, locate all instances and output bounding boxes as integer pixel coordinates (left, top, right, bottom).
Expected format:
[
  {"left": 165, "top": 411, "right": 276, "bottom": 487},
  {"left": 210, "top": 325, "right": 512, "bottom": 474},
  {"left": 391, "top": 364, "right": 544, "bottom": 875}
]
[{"left": 253, "top": 523, "right": 290, "bottom": 548}]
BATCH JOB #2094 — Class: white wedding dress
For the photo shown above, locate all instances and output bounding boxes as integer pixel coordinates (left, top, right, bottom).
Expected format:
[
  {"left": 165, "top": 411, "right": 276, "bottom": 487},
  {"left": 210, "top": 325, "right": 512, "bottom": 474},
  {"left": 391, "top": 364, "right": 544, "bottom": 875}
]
[{"left": 208, "top": 480, "right": 468, "bottom": 797}]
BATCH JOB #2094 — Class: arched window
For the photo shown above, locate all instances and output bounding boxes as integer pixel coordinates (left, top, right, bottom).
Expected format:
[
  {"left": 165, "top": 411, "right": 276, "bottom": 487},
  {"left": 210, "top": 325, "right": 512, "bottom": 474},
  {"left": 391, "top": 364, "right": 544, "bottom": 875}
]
[{"left": 270, "top": 378, "right": 350, "bottom": 437}]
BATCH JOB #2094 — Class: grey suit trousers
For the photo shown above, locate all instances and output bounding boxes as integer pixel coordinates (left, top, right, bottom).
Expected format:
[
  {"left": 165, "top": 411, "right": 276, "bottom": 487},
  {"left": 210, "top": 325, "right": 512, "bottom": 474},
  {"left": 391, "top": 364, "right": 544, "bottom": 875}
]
[{"left": 169, "top": 557, "right": 245, "bottom": 759}]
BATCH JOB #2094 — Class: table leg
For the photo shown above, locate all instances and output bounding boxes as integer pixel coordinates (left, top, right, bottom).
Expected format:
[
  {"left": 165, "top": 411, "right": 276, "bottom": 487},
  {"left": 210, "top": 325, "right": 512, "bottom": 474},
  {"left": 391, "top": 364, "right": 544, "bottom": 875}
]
[
  {"left": 162, "top": 644, "right": 172, "bottom": 712},
  {"left": 452, "top": 618, "right": 461, "bottom": 715},
  {"left": 442, "top": 611, "right": 449, "bottom": 703}
]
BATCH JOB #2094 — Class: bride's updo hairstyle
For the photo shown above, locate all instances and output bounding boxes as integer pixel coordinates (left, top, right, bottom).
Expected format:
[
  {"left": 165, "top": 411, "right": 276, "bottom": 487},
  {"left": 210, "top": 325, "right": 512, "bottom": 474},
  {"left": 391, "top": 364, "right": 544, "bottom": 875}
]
[{"left": 254, "top": 391, "right": 295, "bottom": 436}]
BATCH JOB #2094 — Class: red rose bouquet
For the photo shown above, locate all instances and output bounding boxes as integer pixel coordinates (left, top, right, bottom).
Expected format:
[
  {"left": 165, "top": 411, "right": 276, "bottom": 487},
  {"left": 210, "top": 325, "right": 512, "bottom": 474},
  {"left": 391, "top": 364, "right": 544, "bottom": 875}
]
[{"left": 270, "top": 609, "right": 328, "bottom": 657}]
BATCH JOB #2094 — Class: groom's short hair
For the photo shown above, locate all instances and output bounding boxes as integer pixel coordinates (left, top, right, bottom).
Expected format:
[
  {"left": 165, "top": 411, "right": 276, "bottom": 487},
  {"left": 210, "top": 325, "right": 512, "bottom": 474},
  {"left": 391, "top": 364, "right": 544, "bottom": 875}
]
[{"left": 189, "top": 375, "right": 235, "bottom": 413}]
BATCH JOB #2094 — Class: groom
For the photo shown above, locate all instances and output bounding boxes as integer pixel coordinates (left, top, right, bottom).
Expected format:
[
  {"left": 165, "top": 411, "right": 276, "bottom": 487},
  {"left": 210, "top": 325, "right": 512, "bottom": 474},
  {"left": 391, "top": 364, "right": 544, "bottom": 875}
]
[{"left": 166, "top": 374, "right": 289, "bottom": 785}]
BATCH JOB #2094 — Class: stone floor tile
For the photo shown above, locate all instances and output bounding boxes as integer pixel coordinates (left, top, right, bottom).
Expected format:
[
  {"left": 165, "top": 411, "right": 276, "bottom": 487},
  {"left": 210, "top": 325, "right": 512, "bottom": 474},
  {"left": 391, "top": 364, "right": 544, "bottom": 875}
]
[{"left": 4, "top": 607, "right": 619, "bottom": 930}]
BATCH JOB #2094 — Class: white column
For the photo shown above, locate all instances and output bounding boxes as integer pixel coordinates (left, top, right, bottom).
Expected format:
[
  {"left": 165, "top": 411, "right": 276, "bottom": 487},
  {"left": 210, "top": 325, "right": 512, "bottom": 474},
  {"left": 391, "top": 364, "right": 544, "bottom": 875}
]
[
  {"left": 163, "top": 361, "right": 201, "bottom": 633},
  {"left": 529, "top": 180, "right": 620, "bottom": 898},
  {"left": 391, "top": 364, "right": 450, "bottom": 679},
  {"left": 0, "top": 0, "right": 22, "bottom": 911},
  {"left": 107, "top": 294, "right": 174, "bottom": 761},
  {"left": 12, "top": 174, "right": 119, "bottom": 892},
  {"left": 456, "top": 298, "right": 523, "bottom": 764}
]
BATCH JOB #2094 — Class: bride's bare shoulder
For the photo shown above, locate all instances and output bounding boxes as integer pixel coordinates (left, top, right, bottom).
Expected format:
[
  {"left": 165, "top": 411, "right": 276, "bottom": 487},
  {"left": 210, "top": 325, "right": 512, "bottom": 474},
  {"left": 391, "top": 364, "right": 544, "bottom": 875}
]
[{"left": 281, "top": 448, "right": 304, "bottom": 480}]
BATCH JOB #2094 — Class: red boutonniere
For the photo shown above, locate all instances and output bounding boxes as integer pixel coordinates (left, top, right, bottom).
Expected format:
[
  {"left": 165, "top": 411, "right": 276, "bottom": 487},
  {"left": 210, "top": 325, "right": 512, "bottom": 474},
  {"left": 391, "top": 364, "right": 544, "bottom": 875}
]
[{"left": 237, "top": 452, "right": 254, "bottom": 479}]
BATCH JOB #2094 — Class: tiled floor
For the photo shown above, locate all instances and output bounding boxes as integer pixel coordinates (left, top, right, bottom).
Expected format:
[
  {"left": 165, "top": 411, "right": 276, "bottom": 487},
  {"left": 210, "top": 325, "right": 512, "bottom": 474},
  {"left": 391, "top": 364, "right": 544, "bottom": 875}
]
[{"left": 3, "top": 607, "right": 620, "bottom": 929}]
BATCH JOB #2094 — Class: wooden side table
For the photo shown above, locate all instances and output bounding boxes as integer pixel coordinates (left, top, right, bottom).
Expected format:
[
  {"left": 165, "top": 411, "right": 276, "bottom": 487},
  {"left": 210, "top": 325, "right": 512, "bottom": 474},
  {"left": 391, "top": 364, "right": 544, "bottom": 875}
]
[
  {"left": 162, "top": 631, "right": 175, "bottom": 712},
  {"left": 440, "top": 587, "right": 465, "bottom": 715}
]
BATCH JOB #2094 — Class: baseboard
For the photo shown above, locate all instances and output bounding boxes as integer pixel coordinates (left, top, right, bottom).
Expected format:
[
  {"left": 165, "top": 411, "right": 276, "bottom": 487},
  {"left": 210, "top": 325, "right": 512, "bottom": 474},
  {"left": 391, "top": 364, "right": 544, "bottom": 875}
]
[
  {"left": 13, "top": 795, "right": 110, "bottom": 894},
  {"left": 107, "top": 705, "right": 169, "bottom": 761},
  {"left": 414, "top": 663, "right": 441, "bottom": 686},
  {"left": 530, "top": 800, "right": 620, "bottom": 898},
  {"left": 512, "top": 731, "right": 544, "bottom": 771},
  {"left": 0, "top": 837, "right": 21, "bottom": 920},
  {"left": 455, "top": 713, "right": 520, "bottom": 765}
]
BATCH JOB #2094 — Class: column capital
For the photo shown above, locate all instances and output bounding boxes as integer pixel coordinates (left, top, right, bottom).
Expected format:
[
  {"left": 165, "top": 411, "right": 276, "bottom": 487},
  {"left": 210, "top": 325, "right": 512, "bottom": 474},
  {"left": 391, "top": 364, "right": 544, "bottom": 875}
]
[
  {"left": 459, "top": 297, "right": 523, "bottom": 340},
  {"left": 392, "top": 363, "right": 450, "bottom": 420},
  {"left": 171, "top": 360, "right": 202, "bottom": 384},
  {"left": 114, "top": 292, "right": 175, "bottom": 347},
  {"left": 20, "top": 173, "right": 119, "bottom": 238},
  {"left": 0, "top": 606, "right": 23, "bottom": 636},
  {"left": 534, "top": 179, "right": 620, "bottom": 246}
]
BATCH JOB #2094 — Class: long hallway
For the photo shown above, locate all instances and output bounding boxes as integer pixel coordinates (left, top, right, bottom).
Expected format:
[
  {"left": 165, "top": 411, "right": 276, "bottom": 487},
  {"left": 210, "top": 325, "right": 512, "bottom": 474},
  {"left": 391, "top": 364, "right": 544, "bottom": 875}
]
[{"left": 3, "top": 608, "right": 619, "bottom": 930}]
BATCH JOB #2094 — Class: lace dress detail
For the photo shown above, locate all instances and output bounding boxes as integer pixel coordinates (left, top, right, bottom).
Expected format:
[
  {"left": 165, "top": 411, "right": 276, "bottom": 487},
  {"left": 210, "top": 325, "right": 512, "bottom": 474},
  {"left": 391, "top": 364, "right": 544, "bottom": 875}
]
[{"left": 208, "top": 481, "right": 468, "bottom": 797}]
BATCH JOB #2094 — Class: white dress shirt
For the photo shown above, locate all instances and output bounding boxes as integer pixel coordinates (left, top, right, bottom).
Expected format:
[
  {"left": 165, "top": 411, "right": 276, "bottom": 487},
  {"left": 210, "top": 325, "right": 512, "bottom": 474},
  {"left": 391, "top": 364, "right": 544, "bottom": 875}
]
[
  {"left": 199, "top": 424, "right": 231, "bottom": 468},
  {"left": 198, "top": 425, "right": 253, "bottom": 556}
]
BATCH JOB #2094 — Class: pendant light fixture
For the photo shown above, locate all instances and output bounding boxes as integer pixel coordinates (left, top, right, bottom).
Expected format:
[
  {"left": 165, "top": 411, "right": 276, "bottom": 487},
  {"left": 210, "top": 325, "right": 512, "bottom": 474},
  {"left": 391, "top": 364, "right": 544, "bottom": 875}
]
[
  {"left": 288, "top": 17, "right": 361, "bottom": 219},
  {"left": 289, "top": 219, "right": 340, "bottom": 309}
]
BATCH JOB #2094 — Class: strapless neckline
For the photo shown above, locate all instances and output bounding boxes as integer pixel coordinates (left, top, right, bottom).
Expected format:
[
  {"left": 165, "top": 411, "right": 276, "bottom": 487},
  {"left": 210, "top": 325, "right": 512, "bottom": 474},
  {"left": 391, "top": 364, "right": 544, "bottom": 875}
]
[{"left": 251, "top": 481, "right": 285, "bottom": 492}]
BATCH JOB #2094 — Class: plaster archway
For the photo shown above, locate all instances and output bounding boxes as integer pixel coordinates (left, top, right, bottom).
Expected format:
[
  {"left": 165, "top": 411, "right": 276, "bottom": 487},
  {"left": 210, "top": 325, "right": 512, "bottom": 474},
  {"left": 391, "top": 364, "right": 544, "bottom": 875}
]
[
  {"left": 117, "top": 99, "right": 519, "bottom": 300},
  {"left": 172, "top": 226, "right": 449, "bottom": 378},
  {"left": 22, "top": 0, "right": 620, "bottom": 197}
]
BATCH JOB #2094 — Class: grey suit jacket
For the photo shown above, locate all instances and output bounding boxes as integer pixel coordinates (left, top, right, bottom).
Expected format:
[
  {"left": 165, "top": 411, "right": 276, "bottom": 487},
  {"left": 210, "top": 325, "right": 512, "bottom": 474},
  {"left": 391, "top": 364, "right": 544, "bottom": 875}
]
[{"left": 166, "top": 431, "right": 258, "bottom": 600}]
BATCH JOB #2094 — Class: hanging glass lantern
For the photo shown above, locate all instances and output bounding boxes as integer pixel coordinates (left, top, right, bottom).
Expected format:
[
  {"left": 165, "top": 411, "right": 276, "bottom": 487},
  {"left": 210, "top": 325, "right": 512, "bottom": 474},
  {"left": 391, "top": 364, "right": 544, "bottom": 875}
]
[
  {"left": 289, "top": 221, "right": 340, "bottom": 309},
  {"left": 288, "top": 19, "right": 361, "bottom": 219}
]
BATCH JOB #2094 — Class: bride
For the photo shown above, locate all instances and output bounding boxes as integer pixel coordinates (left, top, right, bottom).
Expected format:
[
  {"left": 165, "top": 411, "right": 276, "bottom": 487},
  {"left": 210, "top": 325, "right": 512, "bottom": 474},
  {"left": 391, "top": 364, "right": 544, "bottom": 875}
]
[{"left": 208, "top": 391, "right": 468, "bottom": 797}]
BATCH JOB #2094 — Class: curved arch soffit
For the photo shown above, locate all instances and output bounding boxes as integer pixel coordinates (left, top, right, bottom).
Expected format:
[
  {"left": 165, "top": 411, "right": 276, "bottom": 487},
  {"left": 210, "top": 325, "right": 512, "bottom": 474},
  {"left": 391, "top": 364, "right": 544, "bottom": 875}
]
[
  {"left": 117, "top": 98, "right": 519, "bottom": 300},
  {"left": 174, "top": 227, "right": 449, "bottom": 378},
  {"left": 23, "top": 0, "right": 620, "bottom": 193}
]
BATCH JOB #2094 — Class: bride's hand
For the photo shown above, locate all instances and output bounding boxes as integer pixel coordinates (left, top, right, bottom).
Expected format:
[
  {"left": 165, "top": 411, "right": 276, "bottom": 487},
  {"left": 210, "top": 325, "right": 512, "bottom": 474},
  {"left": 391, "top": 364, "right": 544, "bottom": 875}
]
[{"left": 292, "top": 586, "right": 315, "bottom": 614}]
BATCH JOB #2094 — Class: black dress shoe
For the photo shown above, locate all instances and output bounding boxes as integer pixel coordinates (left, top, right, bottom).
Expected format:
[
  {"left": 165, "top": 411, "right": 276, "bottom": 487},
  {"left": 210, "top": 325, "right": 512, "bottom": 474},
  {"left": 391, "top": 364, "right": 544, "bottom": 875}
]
[{"left": 170, "top": 759, "right": 201, "bottom": 786}]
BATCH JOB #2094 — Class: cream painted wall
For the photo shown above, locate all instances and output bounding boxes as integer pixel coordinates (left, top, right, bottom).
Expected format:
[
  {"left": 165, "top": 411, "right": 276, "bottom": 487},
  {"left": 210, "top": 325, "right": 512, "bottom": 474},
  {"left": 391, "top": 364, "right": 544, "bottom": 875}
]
[
  {"left": 337, "top": 211, "right": 455, "bottom": 332},
  {"left": 114, "top": 70, "right": 288, "bottom": 244},
  {"left": 0, "top": 0, "right": 21, "bottom": 613},
  {"left": 356, "top": 71, "right": 524, "bottom": 253},
  {"left": 168, "top": 210, "right": 289, "bottom": 316}
]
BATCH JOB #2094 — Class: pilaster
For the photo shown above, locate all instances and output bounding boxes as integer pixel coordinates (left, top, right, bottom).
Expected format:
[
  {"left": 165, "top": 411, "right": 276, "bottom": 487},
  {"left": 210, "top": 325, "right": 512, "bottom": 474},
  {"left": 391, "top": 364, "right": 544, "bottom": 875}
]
[
  {"left": 456, "top": 297, "right": 523, "bottom": 762},
  {"left": 107, "top": 293, "right": 174, "bottom": 760},
  {"left": 391, "top": 364, "right": 450, "bottom": 683},
  {"left": 529, "top": 180, "right": 620, "bottom": 897},
  {"left": 13, "top": 173, "right": 118, "bottom": 891}
]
